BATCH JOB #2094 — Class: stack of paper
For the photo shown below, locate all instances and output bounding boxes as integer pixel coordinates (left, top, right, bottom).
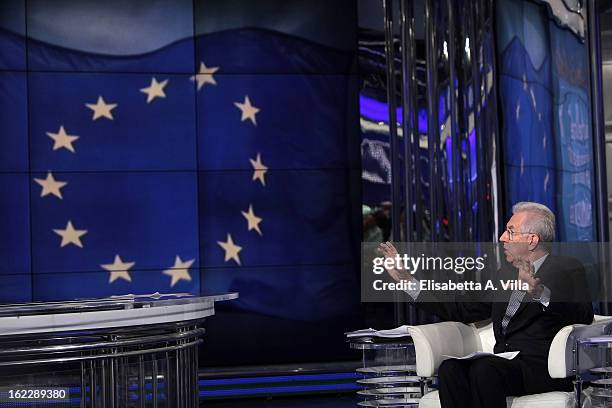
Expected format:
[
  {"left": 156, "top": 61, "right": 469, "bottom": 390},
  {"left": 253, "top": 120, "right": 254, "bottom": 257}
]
[
  {"left": 346, "top": 325, "right": 411, "bottom": 339},
  {"left": 346, "top": 328, "right": 377, "bottom": 338},
  {"left": 377, "top": 325, "right": 410, "bottom": 338}
]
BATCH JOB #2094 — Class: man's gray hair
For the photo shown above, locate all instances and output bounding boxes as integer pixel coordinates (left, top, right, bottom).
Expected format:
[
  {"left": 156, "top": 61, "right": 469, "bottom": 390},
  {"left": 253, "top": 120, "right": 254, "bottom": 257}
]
[{"left": 512, "top": 201, "right": 556, "bottom": 242}]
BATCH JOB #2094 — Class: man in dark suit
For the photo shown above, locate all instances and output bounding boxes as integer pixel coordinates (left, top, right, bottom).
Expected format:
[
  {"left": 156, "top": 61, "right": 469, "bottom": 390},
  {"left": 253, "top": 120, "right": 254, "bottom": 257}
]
[{"left": 379, "top": 201, "right": 593, "bottom": 408}]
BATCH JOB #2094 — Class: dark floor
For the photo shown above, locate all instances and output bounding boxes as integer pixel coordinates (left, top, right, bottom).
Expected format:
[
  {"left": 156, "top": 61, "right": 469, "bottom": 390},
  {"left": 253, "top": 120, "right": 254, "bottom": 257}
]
[{"left": 202, "top": 394, "right": 359, "bottom": 407}]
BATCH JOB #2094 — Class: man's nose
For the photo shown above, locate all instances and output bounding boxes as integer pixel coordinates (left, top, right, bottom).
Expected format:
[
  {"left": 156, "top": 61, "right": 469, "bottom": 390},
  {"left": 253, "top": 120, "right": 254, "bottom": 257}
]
[{"left": 500, "top": 230, "right": 508, "bottom": 242}]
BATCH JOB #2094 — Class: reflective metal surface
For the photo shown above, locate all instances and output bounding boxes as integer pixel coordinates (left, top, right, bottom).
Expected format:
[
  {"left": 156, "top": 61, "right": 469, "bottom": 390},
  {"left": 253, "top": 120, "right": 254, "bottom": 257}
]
[
  {"left": 0, "top": 292, "right": 237, "bottom": 316},
  {"left": 357, "top": 387, "right": 421, "bottom": 396},
  {"left": 0, "top": 293, "right": 237, "bottom": 407},
  {"left": 350, "top": 342, "right": 413, "bottom": 350},
  {"left": 592, "top": 0, "right": 612, "bottom": 315},
  {"left": 357, "top": 376, "right": 421, "bottom": 385},
  {"left": 356, "top": 365, "right": 416, "bottom": 374},
  {"left": 383, "top": 0, "right": 403, "bottom": 244},
  {"left": 361, "top": 0, "right": 501, "bottom": 328},
  {"left": 400, "top": 0, "right": 418, "bottom": 243},
  {"left": 357, "top": 398, "right": 420, "bottom": 407},
  {"left": 349, "top": 336, "right": 424, "bottom": 407},
  {"left": 364, "top": 0, "right": 501, "bottom": 247}
]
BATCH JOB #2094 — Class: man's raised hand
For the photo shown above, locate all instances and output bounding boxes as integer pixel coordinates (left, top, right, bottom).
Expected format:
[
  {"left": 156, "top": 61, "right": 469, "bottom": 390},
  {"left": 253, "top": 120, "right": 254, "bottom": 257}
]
[
  {"left": 515, "top": 258, "right": 543, "bottom": 297},
  {"left": 377, "top": 241, "right": 412, "bottom": 282}
]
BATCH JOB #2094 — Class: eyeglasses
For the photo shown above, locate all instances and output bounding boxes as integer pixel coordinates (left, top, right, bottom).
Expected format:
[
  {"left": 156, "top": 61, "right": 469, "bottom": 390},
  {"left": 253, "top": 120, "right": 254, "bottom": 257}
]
[{"left": 504, "top": 228, "right": 538, "bottom": 241}]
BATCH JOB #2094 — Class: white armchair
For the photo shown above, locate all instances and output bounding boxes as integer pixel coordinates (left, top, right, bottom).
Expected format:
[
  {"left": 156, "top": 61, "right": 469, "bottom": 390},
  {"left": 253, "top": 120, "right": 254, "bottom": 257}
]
[{"left": 409, "top": 315, "right": 612, "bottom": 408}]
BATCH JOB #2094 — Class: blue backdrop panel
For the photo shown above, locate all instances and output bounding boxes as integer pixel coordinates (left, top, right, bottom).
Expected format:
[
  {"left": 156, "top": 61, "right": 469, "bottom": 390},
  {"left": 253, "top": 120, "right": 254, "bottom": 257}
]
[
  {"left": 550, "top": 27, "right": 595, "bottom": 241},
  {"left": 0, "top": 174, "right": 30, "bottom": 277},
  {"left": 496, "top": 0, "right": 595, "bottom": 241},
  {"left": 28, "top": 72, "right": 197, "bottom": 172},
  {"left": 201, "top": 264, "right": 359, "bottom": 321},
  {"left": 30, "top": 172, "right": 199, "bottom": 279},
  {"left": 195, "top": 28, "right": 354, "bottom": 75},
  {"left": 498, "top": 69, "right": 556, "bottom": 213},
  {"left": 197, "top": 73, "right": 351, "bottom": 171},
  {"left": 199, "top": 263, "right": 361, "bottom": 366},
  {"left": 199, "top": 169, "right": 356, "bottom": 268},
  {"left": 0, "top": 72, "right": 28, "bottom": 172},
  {"left": 0, "top": 0, "right": 25, "bottom": 70},
  {"left": 194, "top": 0, "right": 357, "bottom": 71},
  {"left": 0, "top": 0, "right": 361, "bottom": 367},
  {"left": 26, "top": 0, "right": 195, "bottom": 73},
  {"left": 0, "top": 276, "right": 31, "bottom": 303},
  {"left": 200, "top": 305, "right": 362, "bottom": 366}
]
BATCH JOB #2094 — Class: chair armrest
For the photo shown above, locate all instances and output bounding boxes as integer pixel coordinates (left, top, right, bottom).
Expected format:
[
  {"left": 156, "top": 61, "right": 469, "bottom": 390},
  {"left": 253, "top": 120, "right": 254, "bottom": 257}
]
[
  {"left": 408, "top": 321, "right": 482, "bottom": 377},
  {"left": 548, "top": 317, "right": 612, "bottom": 379}
]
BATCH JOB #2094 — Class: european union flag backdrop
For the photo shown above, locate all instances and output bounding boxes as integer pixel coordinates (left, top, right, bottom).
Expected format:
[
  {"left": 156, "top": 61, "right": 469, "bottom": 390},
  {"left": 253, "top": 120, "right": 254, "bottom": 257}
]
[{"left": 0, "top": 0, "right": 361, "bottom": 364}]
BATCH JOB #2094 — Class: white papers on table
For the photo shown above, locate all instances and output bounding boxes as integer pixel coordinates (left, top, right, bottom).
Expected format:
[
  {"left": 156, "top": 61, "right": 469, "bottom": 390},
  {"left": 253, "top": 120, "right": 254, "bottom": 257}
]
[
  {"left": 346, "top": 328, "right": 378, "bottom": 338},
  {"left": 376, "top": 326, "right": 410, "bottom": 338},
  {"left": 346, "top": 325, "right": 410, "bottom": 338}
]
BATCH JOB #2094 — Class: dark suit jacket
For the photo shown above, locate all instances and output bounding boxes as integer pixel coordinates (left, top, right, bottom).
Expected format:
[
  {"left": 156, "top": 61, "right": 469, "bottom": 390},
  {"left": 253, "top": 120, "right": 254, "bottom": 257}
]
[{"left": 415, "top": 255, "right": 593, "bottom": 394}]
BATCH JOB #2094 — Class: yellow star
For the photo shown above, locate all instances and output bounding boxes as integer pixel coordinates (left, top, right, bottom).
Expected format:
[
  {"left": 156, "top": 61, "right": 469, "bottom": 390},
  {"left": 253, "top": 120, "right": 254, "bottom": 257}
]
[
  {"left": 249, "top": 153, "right": 268, "bottom": 186},
  {"left": 234, "top": 95, "right": 260, "bottom": 125},
  {"left": 140, "top": 77, "right": 168, "bottom": 103},
  {"left": 163, "top": 256, "right": 194, "bottom": 287},
  {"left": 47, "top": 126, "right": 79, "bottom": 153},
  {"left": 53, "top": 221, "right": 87, "bottom": 248},
  {"left": 241, "top": 204, "right": 263, "bottom": 236},
  {"left": 85, "top": 96, "right": 118, "bottom": 120},
  {"left": 34, "top": 171, "right": 67, "bottom": 199},
  {"left": 101, "top": 254, "right": 135, "bottom": 284},
  {"left": 191, "top": 61, "right": 219, "bottom": 91},
  {"left": 217, "top": 234, "right": 242, "bottom": 265}
]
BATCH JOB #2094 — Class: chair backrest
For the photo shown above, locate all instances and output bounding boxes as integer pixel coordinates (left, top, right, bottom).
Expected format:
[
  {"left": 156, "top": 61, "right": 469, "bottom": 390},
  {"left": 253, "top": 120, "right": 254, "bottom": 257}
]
[
  {"left": 475, "top": 316, "right": 612, "bottom": 366},
  {"left": 408, "top": 321, "right": 482, "bottom": 377},
  {"left": 548, "top": 314, "right": 612, "bottom": 378}
]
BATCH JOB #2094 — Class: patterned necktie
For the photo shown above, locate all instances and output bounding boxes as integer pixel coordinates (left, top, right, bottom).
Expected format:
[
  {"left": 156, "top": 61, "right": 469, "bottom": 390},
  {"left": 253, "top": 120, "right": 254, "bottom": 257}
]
[{"left": 501, "top": 290, "right": 526, "bottom": 333}]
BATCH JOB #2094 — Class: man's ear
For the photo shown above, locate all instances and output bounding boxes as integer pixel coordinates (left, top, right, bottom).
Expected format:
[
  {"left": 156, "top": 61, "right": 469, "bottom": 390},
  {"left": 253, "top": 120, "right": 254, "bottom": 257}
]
[{"left": 528, "top": 234, "right": 540, "bottom": 251}]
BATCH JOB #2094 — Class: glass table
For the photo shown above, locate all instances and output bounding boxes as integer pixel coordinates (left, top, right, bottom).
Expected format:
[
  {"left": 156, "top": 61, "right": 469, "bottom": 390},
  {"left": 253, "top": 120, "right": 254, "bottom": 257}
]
[
  {"left": 576, "top": 336, "right": 612, "bottom": 408},
  {"left": 349, "top": 338, "right": 429, "bottom": 407}
]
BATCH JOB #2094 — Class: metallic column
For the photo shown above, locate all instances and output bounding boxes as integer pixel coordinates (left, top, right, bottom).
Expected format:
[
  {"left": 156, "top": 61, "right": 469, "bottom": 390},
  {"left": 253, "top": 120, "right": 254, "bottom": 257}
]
[
  {"left": 425, "top": 0, "right": 439, "bottom": 242},
  {"left": 152, "top": 359, "right": 158, "bottom": 406},
  {"left": 400, "top": 0, "right": 420, "bottom": 324},
  {"left": 90, "top": 359, "right": 96, "bottom": 408},
  {"left": 400, "top": 0, "right": 416, "bottom": 242},
  {"left": 383, "top": 0, "right": 403, "bottom": 244},
  {"left": 455, "top": 0, "right": 470, "bottom": 242},
  {"left": 486, "top": 0, "right": 503, "bottom": 241},
  {"left": 379, "top": 0, "right": 499, "bottom": 249},
  {"left": 467, "top": 0, "right": 486, "bottom": 241},
  {"left": 587, "top": 0, "right": 611, "bottom": 312},
  {"left": 80, "top": 361, "right": 86, "bottom": 407},
  {"left": 138, "top": 354, "right": 145, "bottom": 408},
  {"left": 384, "top": 0, "right": 407, "bottom": 325},
  {"left": 447, "top": 0, "right": 461, "bottom": 242}
]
